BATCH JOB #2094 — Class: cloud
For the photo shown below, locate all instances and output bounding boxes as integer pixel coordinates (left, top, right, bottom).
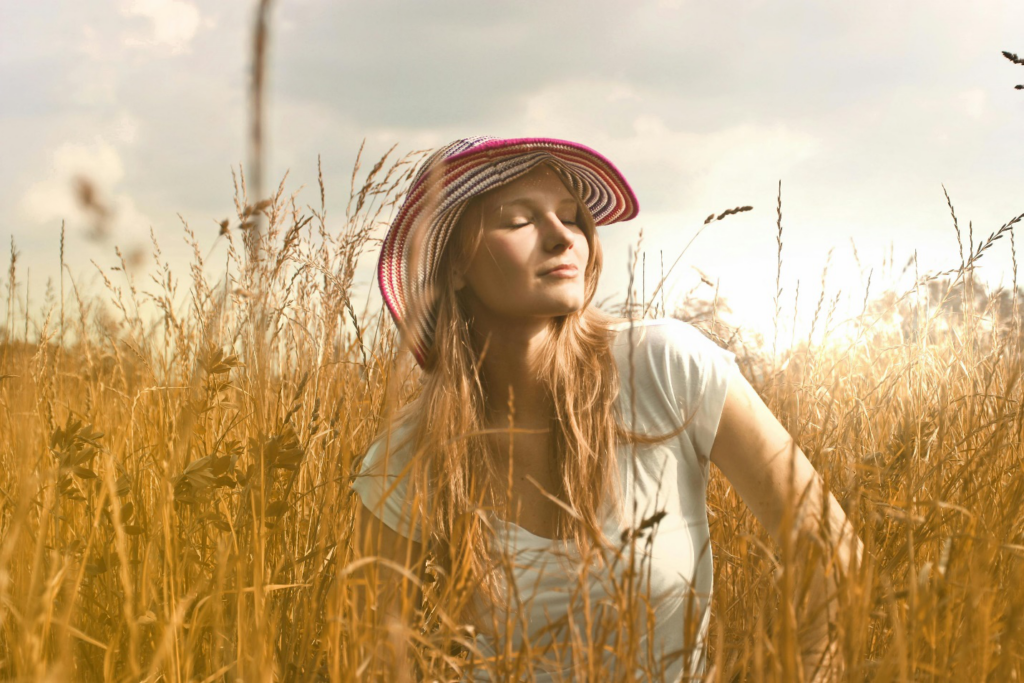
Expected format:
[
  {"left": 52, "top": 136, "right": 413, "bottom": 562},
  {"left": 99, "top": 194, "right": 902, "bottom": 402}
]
[
  {"left": 20, "top": 138, "right": 151, "bottom": 237},
  {"left": 4, "top": 0, "right": 1024, "bottom": 322},
  {"left": 122, "top": 0, "right": 203, "bottom": 54},
  {"left": 958, "top": 89, "right": 987, "bottom": 120},
  {"left": 271, "top": 0, "right": 1001, "bottom": 136},
  {"left": 111, "top": 110, "right": 141, "bottom": 144},
  {"left": 516, "top": 80, "right": 821, "bottom": 212}
]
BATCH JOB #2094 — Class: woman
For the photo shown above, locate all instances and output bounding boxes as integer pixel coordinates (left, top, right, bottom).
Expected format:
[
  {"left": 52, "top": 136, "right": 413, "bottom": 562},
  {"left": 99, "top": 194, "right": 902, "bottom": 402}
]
[{"left": 350, "top": 137, "right": 862, "bottom": 682}]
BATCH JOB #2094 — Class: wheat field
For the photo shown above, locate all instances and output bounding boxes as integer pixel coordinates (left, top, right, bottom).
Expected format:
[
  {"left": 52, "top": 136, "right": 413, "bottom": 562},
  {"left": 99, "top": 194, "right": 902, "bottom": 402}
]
[{"left": 1, "top": 147, "right": 1023, "bottom": 681}]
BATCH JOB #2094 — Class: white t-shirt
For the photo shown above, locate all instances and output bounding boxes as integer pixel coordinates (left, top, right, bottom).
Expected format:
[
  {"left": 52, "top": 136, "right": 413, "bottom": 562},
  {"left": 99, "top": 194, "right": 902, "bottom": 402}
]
[{"left": 350, "top": 319, "right": 739, "bottom": 682}]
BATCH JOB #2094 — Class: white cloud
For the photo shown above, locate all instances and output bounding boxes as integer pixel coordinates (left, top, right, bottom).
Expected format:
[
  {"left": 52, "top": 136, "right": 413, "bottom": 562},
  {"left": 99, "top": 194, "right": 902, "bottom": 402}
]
[
  {"left": 20, "top": 139, "right": 151, "bottom": 236},
  {"left": 958, "top": 88, "right": 987, "bottom": 120},
  {"left": 628, "top": 115, "right": 820, "bottom": 189},
  {"left": 122, "top": 0, "right": 202, "bottom": 54},
  {"left": 111, "top": 111, "right": 141, "bottom": 145},
  {"left": 79, "top": 24, "right": 109, "bottom": 61},
  {"left": 606, "top": 84, "right": 641, "bottom": 104},
  {"left": 520, "top": 80, "right": 820, "bottom": 210}
]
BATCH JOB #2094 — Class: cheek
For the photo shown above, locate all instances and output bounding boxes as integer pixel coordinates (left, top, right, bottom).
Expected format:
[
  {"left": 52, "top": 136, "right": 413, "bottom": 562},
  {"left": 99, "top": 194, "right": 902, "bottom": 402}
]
[
  {"left": 474, "top": 234, "right": 533, "bottom": 277},
  {"left": 574, "top": 232, "right": 591, "bottom": 269}
]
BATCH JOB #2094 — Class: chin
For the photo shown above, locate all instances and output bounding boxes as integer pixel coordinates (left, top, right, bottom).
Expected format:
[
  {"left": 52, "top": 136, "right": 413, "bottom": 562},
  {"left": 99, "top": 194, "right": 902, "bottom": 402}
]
[
  {"left": 540, "top": 298, "right": 586, "bottom": 317},
  {"left": 482, "top": 291, "right": 587, "bottom": 320}
]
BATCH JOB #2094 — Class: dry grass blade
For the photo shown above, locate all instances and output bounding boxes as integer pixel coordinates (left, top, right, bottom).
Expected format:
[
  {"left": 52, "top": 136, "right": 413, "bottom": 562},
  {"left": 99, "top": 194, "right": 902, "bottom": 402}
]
[
  {"left": 1002, "top": 50, "right": 1024, "bottom": 65},
  {"left": 642, "top": 204, "right": 752, "bottom": 319}
]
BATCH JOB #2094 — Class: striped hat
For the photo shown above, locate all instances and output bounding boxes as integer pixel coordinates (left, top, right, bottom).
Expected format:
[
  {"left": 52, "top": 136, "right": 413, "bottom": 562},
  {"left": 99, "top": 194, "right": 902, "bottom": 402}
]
[{"left": 377, "top": 136, "right": 640, "bottom": 367}]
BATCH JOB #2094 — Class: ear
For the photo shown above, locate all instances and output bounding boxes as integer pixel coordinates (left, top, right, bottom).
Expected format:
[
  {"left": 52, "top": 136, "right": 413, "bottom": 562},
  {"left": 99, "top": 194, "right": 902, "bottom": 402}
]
[{"left": 452, "top": 270, "right": 467, "bottom": 291}]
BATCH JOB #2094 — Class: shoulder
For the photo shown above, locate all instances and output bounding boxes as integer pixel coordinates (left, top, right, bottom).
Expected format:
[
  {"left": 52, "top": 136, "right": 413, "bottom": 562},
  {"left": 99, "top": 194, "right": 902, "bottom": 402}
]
[
  {"left": 610, "top": 319, "right": 739, "bottom": 461},
  {"left": 609, "top": 317, "right": 708, "bottom": 344},
  {"left": 609, "top": 318, "right": 738, "bottom": 406},
  {"left": 609, "top": 318, "right": 729, "bottom": 366},
  {"left": 350, "top": 413, "right": 425, "bottom": 542},
  {"left": 358, "top": 415, "right": 418, "bottom": 477}
]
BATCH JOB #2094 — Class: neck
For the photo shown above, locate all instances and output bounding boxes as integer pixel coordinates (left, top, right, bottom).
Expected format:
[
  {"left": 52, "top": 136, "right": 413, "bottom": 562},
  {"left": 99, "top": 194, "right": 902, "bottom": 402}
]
[{"left": 470, "top": 313, "right": 556, "bottom": 427}]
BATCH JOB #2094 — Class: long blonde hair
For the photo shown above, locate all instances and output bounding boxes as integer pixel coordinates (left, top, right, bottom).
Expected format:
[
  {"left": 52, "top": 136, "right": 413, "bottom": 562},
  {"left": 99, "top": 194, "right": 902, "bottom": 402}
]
[{"left": 393, "top": 164, "right": 641, "bottom": 628}]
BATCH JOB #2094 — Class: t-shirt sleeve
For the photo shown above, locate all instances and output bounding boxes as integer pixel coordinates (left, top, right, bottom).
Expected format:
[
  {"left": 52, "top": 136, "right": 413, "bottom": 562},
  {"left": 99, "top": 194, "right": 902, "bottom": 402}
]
[
  {"left": 349, "top": 422, "right": 425, "bottom": 543},
  {"left": 656, "top": 320, "right": 739, "bottom": 462}
]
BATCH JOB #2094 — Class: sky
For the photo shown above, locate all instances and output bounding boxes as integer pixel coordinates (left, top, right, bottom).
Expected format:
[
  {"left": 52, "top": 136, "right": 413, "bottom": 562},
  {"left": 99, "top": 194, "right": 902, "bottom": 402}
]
[{"left": 2, "top": 0, "right": 1023, "bottom": 347}]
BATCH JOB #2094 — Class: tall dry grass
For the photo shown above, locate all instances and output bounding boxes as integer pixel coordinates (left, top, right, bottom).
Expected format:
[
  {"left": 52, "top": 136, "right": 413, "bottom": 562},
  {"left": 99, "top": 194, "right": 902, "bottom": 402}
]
[{"left": 2, "top": 149, "right": 1024, "bottom": 682}]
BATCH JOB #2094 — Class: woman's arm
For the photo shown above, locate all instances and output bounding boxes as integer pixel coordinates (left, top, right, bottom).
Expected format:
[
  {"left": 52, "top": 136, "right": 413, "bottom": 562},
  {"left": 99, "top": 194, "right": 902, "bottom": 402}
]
[
  {"left": 709, "top": 371, "right": 863, "bottom": 682},
  {"left": 350, "top": 501, "right": 427, "bottom": 681}
]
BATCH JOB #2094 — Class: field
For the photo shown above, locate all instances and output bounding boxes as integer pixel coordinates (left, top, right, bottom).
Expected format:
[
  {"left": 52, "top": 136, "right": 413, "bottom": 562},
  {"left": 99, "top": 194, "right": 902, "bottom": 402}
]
[{"left": 2, "top": 150, "right": 1024, "bottom": 682}]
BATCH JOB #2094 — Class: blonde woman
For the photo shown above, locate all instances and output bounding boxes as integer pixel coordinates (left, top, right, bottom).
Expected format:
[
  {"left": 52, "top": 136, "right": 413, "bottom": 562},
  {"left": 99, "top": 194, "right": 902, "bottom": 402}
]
[{"left": 350, "top": 137, "right": 862, "bottom": 682}]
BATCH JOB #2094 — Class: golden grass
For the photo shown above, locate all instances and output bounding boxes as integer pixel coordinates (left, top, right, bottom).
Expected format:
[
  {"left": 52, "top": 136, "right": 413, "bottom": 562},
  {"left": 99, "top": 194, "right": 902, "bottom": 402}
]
[{"left": 2, "top": 151, "right": 1024, "bottom": 681}]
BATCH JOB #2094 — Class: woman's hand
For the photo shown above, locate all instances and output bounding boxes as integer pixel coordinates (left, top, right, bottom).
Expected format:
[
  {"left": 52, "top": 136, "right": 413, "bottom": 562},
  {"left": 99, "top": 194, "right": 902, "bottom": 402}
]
[{"left": 709, "top": 371, "right": 863, "bottom": 681}]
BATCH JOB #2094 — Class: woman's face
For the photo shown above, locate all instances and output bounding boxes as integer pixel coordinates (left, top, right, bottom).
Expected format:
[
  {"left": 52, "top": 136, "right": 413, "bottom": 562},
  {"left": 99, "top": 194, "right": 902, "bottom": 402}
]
[{"left": 454, "top": 164, "right": 592, "bottom": 324}]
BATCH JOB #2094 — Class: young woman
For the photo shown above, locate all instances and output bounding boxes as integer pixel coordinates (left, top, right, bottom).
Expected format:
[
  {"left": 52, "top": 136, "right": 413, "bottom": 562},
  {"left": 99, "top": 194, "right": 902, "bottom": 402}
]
[{"left": 350, "top": 137, "right": 862, "bottom": 682}]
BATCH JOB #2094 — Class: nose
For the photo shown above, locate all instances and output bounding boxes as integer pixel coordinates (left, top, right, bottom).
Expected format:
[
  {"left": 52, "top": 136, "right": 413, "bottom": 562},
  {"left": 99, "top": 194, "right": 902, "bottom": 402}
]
[{"left": 540, "top": 213, "right": 577, "bottom": 253}]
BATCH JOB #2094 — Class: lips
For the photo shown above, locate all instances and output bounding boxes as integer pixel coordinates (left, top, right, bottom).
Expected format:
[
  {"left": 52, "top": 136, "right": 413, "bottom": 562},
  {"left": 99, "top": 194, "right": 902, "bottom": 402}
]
[{"left": 540, "top": 264, "right": 579, "bottom": 276}]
